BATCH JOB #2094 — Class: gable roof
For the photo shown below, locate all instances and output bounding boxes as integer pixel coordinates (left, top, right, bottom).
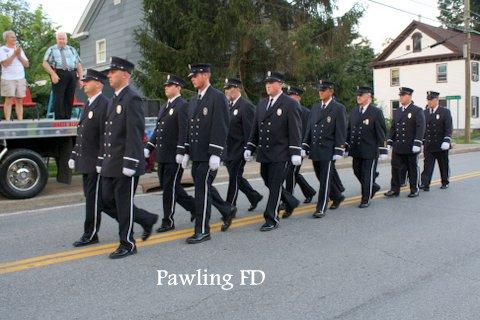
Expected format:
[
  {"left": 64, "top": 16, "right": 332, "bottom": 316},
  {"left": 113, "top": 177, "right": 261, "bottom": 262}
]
[
  {"left": 72, "top": 0, "right": 104, "bottom": 38},
  {"left": 372, "top": 20, "right": 480, "bottom": 68}
]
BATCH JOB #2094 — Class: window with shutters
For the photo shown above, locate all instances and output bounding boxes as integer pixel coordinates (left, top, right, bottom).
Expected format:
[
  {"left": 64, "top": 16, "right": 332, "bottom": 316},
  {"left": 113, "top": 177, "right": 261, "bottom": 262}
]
[
  {"left": 472, "top": 96, "right": 479, "bottom": 118},
  {"left": 472, "top": 62, "right": 479, "bottom": 82},
  {"left": 436, "top": 63, "right": 447, "bottom": 83},
  {"left": 390, "top": 68, "right": 400, "bottom": 86},
  {"left": 96, "top": 39, "right": 106, "bottom": 64},
  {"left": 412, "top": 32, "right": 422, "bottom": 52}
]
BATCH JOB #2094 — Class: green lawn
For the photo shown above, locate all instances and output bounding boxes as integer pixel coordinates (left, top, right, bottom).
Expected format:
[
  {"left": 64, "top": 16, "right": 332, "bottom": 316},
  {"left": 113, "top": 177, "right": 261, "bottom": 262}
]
[{"left": 453, "top": 131, "right": 480, "bottom": 144}]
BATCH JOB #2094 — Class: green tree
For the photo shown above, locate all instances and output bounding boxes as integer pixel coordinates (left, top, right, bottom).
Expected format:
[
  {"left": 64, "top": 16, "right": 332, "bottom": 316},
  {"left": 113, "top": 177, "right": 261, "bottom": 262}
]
[{"left": 437, "top": 0, "right": 480, "bottom": 31}]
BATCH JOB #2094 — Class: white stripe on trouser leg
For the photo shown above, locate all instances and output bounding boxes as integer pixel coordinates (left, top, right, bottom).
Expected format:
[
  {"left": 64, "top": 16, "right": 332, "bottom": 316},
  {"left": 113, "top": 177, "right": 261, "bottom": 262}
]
[
  {"left": 89, "top": 174, "right": 101, "bottom": 241},
  {"left": 232, "top": 163, "right": 239, "bottom": 206},
  {"left": 273, "top": 162, "right": 288, "bottom": 224},
  {"left": 321, "top": 161, "right": 332, "bottom": 212},
  {"left": 169, "top": 165, "right": 181, "bottom": 225},
  {"left": 126, "top": 177, "right": 135, "bottom": 251},
  {"left": 415, "top": 154, "right": 420, "bottom": 192},
  {"left": 202, "top": 168, "right": 211, "bottom": 234},
  {"left": 292, "top": 165, "right": 296, "bottom": 196},
  {"left": 368, "top": 160, "right": 375, "bottom": 200}
]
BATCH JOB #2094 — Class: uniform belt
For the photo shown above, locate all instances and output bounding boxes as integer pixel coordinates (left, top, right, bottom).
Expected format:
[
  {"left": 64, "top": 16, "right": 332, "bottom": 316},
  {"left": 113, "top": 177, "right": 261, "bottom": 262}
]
[{"left": 55, "top": 68, "right": 76, "bottom": 72}]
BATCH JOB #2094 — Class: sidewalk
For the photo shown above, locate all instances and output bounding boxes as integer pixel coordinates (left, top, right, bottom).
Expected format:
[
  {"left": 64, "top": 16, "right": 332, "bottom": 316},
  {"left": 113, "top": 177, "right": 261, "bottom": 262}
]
[{"left": 1, "top": 143, "right": 479, "bottom": 214}]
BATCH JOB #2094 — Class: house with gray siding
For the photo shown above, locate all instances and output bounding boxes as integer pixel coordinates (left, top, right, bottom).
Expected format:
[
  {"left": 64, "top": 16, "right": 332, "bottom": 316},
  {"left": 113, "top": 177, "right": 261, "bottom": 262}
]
[{"left": 73, "top": 0, "right": 144, "bottom": 94}]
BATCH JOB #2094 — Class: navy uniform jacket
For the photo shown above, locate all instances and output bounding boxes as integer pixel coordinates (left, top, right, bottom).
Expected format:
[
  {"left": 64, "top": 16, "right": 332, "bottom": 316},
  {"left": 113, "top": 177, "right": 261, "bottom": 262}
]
[
  {"left": 387, "top": 103, "right": 426, "bottom": 154},
  {"left": 423, "top": 107, "right": 453, "bottom": 152},
  {"left": 186, "top": 86, "right": 229, "bottom": 162},
  {"left": 146, "top": 96, "right": 189, "bottom": 163},
  {"left": 298, "top": 104, "right": 310, "bottom": 139},
  {"left": 98, "top": 85, "right": 146, "bottom": 177},
  {"left": 302, "top": 99, "right": 347, "bottom": 161},
  {"left": 246, "top": 93, "right": 302, "bottom": 163},
  {"left": 346, "top": 104, "right": 387, "bottom": 159},
  {"left": 70, "top": 94, "right": 108, "bottom": 173},
  {"left": 226, "top": 96, "right": 255, "bottom": 162}
]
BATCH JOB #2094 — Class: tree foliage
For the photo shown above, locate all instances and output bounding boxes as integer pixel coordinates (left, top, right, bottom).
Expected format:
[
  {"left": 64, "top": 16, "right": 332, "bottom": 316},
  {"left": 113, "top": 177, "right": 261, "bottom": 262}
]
[
  {"left": 135, "top": 0, "right": 374, "bottom": 110},
  {"left": 437, "top": 0, "right": 480, "bottom": 31}
]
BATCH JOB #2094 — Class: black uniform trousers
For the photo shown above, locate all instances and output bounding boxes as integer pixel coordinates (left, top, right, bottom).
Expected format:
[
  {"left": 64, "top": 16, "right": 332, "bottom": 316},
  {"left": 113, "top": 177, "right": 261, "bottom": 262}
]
[
  {"left": 285, "top": 162, "right": 316, "bottom": 200},
  {"left": 101, "top": 176, "right": 157, "bottom": 250},
  {"left": 82, "top": 173, "right": 102, "bottom": 240},
  {"left": 225, "top": 159, "right": 262, "bottom": 206},
  {"left": 313, "top": 160, "right": 344, "bottom": 213},
  {"left": 52, "top": 69, "right": 77, "bottom": 119},
  {"left": 421, "top": 150, "right": 449, "bottom": 187},
  {"left": 260, "top": 161, "right": 298, "bottom": 225},
  {"left": 352, "top": 158, "right": 379, "bottom": 204},
  {"left": 191, "top": 161, "right": 232, "bottom": 235},
  {"left": 157, "top": 163, "right": 195, "bottom": 227},
  {"left": 391, "top": 152, "right": 419, "bottom": 193}
]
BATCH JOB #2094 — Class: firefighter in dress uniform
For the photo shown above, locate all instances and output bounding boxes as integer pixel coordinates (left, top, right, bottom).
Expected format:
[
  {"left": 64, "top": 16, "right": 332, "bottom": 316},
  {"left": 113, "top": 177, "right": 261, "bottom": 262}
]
[
  {"left": 144, "top": 74, "right": 196, "bottom": 233},
  {"left": 419, "top": 91, "right": 453, "bottom": 191}
]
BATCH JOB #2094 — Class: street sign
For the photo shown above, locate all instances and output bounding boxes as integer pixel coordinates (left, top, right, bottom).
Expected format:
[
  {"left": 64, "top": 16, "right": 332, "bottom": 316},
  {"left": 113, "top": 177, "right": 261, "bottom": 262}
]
[{"left": 446, "top": 95, "right": 461, "bottom": 100}]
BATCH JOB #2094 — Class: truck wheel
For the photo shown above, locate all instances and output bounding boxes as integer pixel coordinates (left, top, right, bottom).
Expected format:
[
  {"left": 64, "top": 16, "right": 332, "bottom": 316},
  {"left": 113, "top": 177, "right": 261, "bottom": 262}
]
[{"left": 0, "top": 149, "right": 48, "bottom": 199}]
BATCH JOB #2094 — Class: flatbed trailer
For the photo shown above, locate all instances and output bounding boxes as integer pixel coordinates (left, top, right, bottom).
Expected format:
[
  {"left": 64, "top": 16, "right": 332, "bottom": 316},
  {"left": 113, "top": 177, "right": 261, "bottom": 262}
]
[{"left": 0, "top": 118, "right": 157, "bottom": 199}]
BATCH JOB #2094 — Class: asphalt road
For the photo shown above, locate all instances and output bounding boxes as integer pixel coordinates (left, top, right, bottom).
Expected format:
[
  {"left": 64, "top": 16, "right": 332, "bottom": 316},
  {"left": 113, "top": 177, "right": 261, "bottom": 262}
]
[{"left": 1, "top": 152, "right": 480, "bottom": 320}]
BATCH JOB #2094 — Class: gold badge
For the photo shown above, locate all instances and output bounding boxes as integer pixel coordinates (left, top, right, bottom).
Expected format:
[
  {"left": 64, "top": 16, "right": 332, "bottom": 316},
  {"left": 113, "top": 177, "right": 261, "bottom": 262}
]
[
  {"left": 169, "top": 108, "right": 174, "bottom": 116},
  {"left": 203, "top": 107, "right": 208, "bottom": 116},
  {"left": 233, "top": 109, "right": 238, "bottom": 116},
  {"left": 327, "top": 116, "right": 331, "bottom": 123},
  {"left": 407, "top": 112, "right": 412, "bottom": 119},
  {"left": 277, "top": 108, "right": 282, "bottom": 116},
  {"left": 88, "top": 111, "right": 93, "bottom": 119},
  {"left": 436, "top": 114, "right": 440, "bottom": 120},
  {"left": 116, "top": 105, "right": 122, "bottom": 114},
  {"left": 363, "top": 119, "right": 369, "bottom": 125}
]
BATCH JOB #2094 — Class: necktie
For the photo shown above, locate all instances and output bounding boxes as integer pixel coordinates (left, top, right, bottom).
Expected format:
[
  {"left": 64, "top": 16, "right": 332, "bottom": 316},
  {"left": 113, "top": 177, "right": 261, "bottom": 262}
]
[
  {"left": 166, "top": 101, "right": 171, "bottom": 109},
  {"left": 60, "top": 47, "right": 68, "bottom": 70},
  {"left": 360, "top": 106, "right": 363, "bottom": 114},
  {"left": 229, "top": 101, "right": 234, "bottom": 109},
  {"left": 322, "top": 103, "right": 326, "bottom": 109},
  {"left": 267, "top": 98, "right": 273, "bottom": 110},
  {"left": 198, "top": 94, "right": 202, "bottom": 101},
  {"left": 430, "top": 109, "right": 433, "bottom": 114},
  {"left": 85, "top": 100, "right": 90, "bottom": 109}
]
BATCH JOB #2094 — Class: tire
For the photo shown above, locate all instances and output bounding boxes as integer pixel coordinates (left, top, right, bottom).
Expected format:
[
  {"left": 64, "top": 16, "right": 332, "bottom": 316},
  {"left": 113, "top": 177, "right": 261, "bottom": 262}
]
[{"left": 0, "top": 149, "right": 48, "bottom": 199}]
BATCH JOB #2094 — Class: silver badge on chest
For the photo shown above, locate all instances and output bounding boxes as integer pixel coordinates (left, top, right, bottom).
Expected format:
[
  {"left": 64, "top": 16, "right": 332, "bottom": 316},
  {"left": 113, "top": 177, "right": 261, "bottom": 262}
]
[
  {"left": 436, "top": 114, "right": 440, "bottom": 120},
  {"left": 363, "top": 118, "right": 369, "bottom": 125},
  {"left": 116, "top": 105, "right": 122, "bottom": 114},
  {"left": 88, "top": 111, "right": 93, "bottom": 119},
  {"left": 327, "top": 116, "right": 331, "bottom": 123},
  {"left": 169, "top": 108, "right": 174, "bottom": 116},
  {"left": 277, "top": 108, "right": 282, "bottom": 116},
  {"left": 407, "top": 112, "right": 412, "bottom": 119},
  {"left": 203, "top": 107, "right": 208, "bottom": 116},
  {"left": 233, "top": 109, "right": 238, "bottom": 116}
]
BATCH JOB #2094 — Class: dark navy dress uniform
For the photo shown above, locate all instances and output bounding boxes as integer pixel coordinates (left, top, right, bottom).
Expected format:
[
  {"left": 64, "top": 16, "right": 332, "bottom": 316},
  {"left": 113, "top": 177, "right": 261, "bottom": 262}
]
[
  {"left": 246, "top": 72, "right": 302, "bottom": 227},
  {"left": 70, "top": 69, "right": 109, "bottom": 245},
  {"left": 346, "top": 87, "right": 387, "bottom": 206},
  {"left": 285, "top": 86, "right": 316, "bottom": 203},
  {"left": 98, "top": 57, "right": 158, "bottom": 255},
  {"left": 185, "top": 65, "right": 232, "bottom": 237},
  {"left": 146, "top": 75, "right": 195, "bottom": 229},
  {"left": 224, "top": 78, "right": 262, "bottom": 209},
  {"left": 420, "top": 91, "right": 453, "bottom": 189},
  {"left": 302, "top": 81, "right": 347, "bottom": 215},
  {"left": 387, "top": 87, "right": 426, "bottom": 196}
]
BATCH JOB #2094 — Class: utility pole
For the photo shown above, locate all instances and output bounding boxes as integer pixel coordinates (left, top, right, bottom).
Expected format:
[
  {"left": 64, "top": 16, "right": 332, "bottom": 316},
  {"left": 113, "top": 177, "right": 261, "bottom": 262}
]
[{"left": 464, "top": 0, "right": 472, "bottom": 143}]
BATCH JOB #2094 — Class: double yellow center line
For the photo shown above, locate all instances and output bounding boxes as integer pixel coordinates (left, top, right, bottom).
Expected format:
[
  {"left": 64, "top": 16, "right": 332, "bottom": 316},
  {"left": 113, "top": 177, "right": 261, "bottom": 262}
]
[{"left": 1, "top": 171, "right": 479, "bottom": 275}]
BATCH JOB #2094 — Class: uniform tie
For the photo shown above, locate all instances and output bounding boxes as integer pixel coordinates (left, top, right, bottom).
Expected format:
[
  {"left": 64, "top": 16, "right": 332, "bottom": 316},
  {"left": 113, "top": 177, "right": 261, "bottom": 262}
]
[
  {"left": 229, "top": 101, "right": 234, "bottom": 109},
  {"left": 322, "top": 103, "right": 327, "bottom": 109},
  {"left": 267, "top": 98, "right": 273, "bottom": 110}
]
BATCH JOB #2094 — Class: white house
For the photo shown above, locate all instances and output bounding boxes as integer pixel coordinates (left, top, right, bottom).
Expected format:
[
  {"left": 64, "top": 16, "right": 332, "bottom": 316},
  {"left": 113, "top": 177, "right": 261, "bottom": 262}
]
[{"left": 372, "top": 20, "right": 480, "bottom": 130}]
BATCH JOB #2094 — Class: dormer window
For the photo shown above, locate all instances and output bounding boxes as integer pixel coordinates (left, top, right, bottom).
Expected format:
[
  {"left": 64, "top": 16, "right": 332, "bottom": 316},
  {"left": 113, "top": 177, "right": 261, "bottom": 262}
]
[{"left": 412, "top": 32, "right": 422, "bottom": 52}]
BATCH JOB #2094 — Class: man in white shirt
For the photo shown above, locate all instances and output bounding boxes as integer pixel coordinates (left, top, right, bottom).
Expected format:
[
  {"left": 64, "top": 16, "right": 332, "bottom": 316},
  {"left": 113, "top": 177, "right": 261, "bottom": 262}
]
[{"left": 0, "top": 30, "right": 29, "bottom": 120}]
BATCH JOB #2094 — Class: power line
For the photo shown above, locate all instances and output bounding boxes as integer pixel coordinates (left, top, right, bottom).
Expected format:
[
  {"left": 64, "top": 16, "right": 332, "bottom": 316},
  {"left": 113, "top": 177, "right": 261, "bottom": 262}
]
[
  {"left": 365, "top": 0, "right": 440, "bottom": 24},
  {"left": 404, "top": 0, "right": 435, "bottom": 9}
]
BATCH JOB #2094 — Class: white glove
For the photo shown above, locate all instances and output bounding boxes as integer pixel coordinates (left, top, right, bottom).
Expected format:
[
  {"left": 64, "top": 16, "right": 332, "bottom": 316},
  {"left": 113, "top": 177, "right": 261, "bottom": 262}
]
[
  {"left": 68, "top": 159, "right": 75, "bottom": 170},
  {"left": 412, "top": 146, "right": 421, "bottom": 153},
  {"left": 244, "top": 150, "right": 253, "bottom": 162},
  {"left": 181, "top": 154, "right": 190, "bottom": 169},
  {"left": 122, "top": 167, "right": 135, "bottom": 177},
  {"left": 441, "top": 142, "right": 450, "bottom": 151},
  {"left": 300, "top": 149, "right": 307, "bottom": 158},
  {"left": 387, "top": 145, "right": 392, "bottom": 152},
  {"left": 344, "top": 151, "right": 349, "bottom": 158},
  {"left": 144, "top": 148, "right": 150, "bottom": 158},
  {"left": 379, "top": 154, "right": 388, "bottom": 161},
  {"left": 332, "top": 155, "right": 343, "bottom": 161},
  {"left": 96, "top": 166, "right": 101, "bottom": 174},
  {"left": 175, "top": 154, "right": 184, "bottom": 164},
  {"left": 209, "top": 155, "right": 221, "bottom": 171},
  {"left": 291, "top": 155, "right": 301, "bottom": 166}
]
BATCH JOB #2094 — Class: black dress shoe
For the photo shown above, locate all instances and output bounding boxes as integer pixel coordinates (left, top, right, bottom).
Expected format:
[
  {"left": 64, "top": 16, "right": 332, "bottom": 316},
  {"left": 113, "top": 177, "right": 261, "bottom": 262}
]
[
  {"left": 440, "top": 184, "right": 449, "bottom": 189},
  {"left": 186, "top": 233, "right": 211, "bottom": 244},
  {"left": 312, "top": 211, "right": 326, "bottom": 218},
  {"left": 260, "top": 223, "right": 278, "bottom": 232},
  {"left": 156, "top": 224, "right": 175, "bottom": 233},
  {"left": 73, "top": 234, "right": 99, "bottom": 247},
  {"left": 371, "top": 185, "right": 380, "bottom": 199},
  {"left": 142, "top": 215, "right": 159, "bottom": 241},
  {"left": 329, "top": 195, "right": 345, "bottom": 210},
  {"left": 248, "top": 195, "right": 263, "bottom": 212},
  {"left": 282, "top": 208, "right": 294, "bottom": 219},
  {"left": 358, "top": 202, "right": 370, "bottom": 208},
  {"left": 384, "top": 190, "right": 399, "bottom": 197},
  {"left": 303, "top": 196, "right": 313, "bottom": 204},
  {"left": 109, "top": 246, "right": 137, "bottom": 259},
  {"left": 422, "top": 186, "right": 430, "bottom": 191},
  {"left": 277, "top": 202, "right": 286, "bottom": 212},
  {"left": 407, "top": 191, "right": 419, "bottom": 198},
  {"left": 221, "top": 207, "right": 236, "bottom": 232}
]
